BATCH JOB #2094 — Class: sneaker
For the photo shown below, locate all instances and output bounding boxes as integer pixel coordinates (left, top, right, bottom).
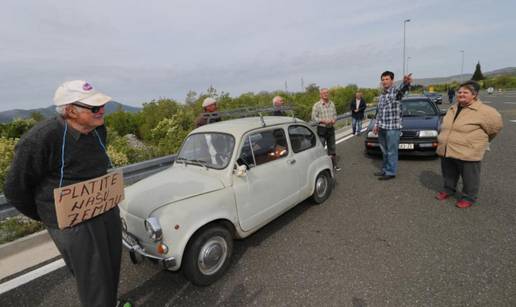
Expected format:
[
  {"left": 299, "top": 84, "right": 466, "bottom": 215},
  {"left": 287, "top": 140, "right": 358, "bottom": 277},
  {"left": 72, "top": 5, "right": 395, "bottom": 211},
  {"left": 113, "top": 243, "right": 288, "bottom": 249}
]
[
  {"left": 456, "top": 199, "right": 473, "bottom": 208},
  {"left": 334, "top": 166, "right": 342, "bottom": 172},
  {"left": 374, "top": 171, "right": 385, "bottom": 176},
  {"left": 435, "top": 192, "right": 450, "bottom": 201}
]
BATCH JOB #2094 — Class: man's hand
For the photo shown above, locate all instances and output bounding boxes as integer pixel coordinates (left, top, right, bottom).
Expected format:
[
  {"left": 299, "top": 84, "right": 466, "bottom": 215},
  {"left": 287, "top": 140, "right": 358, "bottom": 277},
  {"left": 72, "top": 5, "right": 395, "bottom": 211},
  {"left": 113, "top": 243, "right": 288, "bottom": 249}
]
[{"left": 403, "top": 73, "right": 413, "bottom": 85}]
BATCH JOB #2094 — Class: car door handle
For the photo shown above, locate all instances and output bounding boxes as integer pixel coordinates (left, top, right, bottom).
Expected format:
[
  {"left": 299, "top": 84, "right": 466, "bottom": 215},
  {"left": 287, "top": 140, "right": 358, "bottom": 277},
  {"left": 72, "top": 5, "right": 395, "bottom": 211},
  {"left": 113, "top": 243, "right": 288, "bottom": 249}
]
[{"left": 288, "top": 159, "right": 296, "bottom": 165}]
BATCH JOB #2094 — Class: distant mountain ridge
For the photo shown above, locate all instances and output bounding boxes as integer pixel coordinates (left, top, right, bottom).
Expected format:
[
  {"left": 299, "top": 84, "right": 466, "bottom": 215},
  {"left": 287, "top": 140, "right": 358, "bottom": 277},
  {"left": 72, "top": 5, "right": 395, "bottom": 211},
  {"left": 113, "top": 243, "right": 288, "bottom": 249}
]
[
  {"left": 0, "top": 101, "right": 140, "bottom": 123},
  {"left": 412, "top": 67, "right": 516, "bottom": 86}
]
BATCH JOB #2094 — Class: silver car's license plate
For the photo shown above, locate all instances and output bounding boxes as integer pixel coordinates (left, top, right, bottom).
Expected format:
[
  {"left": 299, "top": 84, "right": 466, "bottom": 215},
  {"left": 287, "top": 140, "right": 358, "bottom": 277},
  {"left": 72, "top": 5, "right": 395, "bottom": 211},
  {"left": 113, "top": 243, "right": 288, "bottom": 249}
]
[{"left": 122, "top": 230, "right": 139, "bottom": 246}]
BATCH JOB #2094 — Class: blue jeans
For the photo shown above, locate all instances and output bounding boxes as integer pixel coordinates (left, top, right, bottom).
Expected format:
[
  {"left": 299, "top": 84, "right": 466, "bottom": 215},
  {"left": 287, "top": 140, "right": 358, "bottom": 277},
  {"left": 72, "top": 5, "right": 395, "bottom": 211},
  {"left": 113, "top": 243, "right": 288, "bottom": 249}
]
[
  {"left": 378, "top": 129, "right": 400, "bottom": 176},
  {"left": 352, "top": 117, "right": 362, "bottom": 134}
]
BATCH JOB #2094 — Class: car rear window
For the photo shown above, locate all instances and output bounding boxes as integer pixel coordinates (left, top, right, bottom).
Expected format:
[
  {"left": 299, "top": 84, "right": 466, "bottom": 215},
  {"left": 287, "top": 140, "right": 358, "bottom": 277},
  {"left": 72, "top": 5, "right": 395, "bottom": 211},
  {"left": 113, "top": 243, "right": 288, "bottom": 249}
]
[{"left": 288, "top": 125, "right": 316, "bottom": 153}]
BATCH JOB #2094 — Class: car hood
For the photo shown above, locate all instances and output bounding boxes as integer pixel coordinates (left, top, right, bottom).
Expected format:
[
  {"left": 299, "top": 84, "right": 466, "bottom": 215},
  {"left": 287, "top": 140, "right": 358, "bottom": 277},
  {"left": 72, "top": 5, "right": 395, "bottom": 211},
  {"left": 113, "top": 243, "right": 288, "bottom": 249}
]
[
  {"left": 402, "top": 116, "right": 440, "bottom": 130},
  {"left": 120, "top": 165, "right": 226, "bottom": 218}
]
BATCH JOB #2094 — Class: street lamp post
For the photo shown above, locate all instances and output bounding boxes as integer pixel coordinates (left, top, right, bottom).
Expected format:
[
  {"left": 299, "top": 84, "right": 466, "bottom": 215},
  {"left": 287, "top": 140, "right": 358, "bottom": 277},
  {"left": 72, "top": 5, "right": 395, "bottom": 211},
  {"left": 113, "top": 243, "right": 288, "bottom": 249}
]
[
  {"left": 460, "top": 50, "right": 465, "bottom": 82},
  {"left": 403, "top": 19, "right": 411, "bottom": 76},
  {"left": 407, "top": 56, "right": 412, "bottom": 74}
]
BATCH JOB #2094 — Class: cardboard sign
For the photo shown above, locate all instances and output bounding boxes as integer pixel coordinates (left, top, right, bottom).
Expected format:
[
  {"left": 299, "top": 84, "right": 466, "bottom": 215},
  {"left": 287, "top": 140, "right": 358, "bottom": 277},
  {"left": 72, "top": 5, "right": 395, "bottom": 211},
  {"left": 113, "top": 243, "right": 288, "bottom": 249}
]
[{"left": 53, "top": 170, "right": 124, "bottom": 229}]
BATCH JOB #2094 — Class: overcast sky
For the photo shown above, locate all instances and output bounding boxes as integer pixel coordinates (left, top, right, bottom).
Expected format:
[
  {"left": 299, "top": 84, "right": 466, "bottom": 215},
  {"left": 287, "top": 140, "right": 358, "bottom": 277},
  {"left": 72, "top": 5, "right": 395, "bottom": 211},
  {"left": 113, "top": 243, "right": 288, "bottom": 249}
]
[{"left": 1, "top": 0, "right": 515, "bottom": 111}]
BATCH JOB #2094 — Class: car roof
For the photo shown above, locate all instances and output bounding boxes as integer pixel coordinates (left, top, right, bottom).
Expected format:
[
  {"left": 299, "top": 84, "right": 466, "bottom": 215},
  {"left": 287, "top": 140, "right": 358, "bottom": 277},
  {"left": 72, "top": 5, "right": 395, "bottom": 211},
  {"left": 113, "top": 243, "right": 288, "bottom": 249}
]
[
  {"left": 191, "top": 116, "right": 306, "bottom": 137},
  {"left": 402, "top": 96, "right": 433, "bottom": 101}
]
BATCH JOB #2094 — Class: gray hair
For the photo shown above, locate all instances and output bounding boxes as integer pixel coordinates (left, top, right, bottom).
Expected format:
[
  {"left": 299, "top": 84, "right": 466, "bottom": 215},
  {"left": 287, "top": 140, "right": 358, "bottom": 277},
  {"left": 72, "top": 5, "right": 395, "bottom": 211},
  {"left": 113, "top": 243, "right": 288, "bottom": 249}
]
[
  {"left": 56, "top": 104, "right": 82, "bottom": 117},
  {"left": 55, "top": 105, "right": 67, "bottom": 115}
]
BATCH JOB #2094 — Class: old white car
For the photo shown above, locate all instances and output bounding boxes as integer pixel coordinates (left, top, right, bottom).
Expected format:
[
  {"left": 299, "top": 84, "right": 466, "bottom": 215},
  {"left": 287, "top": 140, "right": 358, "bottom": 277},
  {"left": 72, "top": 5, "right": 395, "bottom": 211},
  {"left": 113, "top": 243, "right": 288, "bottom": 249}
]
[{"left": 119, "top": 116, "right": 334, "bottom": 286}]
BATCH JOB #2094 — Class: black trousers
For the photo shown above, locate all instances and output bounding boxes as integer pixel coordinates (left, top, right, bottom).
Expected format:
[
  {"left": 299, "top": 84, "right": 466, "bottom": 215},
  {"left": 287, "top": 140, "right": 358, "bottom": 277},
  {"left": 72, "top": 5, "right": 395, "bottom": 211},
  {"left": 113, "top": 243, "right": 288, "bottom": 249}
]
[
  {"left": 441, "top": 157, "right": 481, "bottom": 202},
  {"left": 48, "top": 207, "right": 122, "bottom": 307},
  {"left": 317, "top": 126, "right": 337, "bottom": 166}
]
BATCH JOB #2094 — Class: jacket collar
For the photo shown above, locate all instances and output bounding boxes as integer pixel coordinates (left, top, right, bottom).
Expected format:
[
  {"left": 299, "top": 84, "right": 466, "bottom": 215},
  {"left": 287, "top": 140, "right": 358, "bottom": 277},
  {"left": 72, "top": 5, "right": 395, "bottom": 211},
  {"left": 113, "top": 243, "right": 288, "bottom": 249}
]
[
  {"left": 56, "top": 116, "right": 86, "bottom": 141},
  {"left": 451, "top": 99, "right": 481, "bottom": 112}
]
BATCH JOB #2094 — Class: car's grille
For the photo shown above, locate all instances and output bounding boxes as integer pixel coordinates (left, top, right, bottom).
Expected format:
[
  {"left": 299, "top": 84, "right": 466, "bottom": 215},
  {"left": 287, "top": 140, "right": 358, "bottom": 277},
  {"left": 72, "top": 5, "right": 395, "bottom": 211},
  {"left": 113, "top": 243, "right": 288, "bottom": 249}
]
[{"left": 401, "top": 130, "right": 418, "bottom": 138}]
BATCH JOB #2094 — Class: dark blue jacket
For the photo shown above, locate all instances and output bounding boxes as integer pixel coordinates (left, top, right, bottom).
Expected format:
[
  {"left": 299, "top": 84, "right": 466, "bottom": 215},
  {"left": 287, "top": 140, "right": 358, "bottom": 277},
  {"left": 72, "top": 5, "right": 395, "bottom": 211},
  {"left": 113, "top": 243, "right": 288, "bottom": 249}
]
[{"left": 350, "top": 98, "right": 366, "bottom": 119}]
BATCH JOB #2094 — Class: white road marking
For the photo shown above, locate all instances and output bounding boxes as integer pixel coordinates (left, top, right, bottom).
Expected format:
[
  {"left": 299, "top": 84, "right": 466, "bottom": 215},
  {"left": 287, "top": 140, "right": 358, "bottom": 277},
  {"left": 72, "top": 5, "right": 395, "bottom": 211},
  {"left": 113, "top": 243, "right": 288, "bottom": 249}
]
[
  {"left": 0, "top": 259, "right": 65, "bottom": 295},
  {"left": 504, "top": 102, "right": 516, "bottom": 104},
  {"left": 510, "top": 120, "right": 516, "bottom": 123}
]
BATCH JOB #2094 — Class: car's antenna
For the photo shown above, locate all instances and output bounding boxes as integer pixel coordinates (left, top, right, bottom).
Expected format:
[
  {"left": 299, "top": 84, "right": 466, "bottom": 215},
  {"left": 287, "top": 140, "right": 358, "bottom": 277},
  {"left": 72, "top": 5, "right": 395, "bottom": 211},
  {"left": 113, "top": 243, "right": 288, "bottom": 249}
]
[{"left": 259, "top": 113, "right": 266, "bottom": 127}]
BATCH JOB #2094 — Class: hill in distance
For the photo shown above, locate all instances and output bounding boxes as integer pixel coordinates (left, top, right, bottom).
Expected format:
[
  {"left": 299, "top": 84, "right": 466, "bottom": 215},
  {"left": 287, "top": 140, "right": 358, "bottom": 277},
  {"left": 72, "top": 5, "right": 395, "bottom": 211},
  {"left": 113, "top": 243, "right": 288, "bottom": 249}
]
[
  {"left": 411, "top": 67, "right": 516, "bottom": 86},
  {"left": 0, "top": 101, "right": 140, "bottom": 123}
]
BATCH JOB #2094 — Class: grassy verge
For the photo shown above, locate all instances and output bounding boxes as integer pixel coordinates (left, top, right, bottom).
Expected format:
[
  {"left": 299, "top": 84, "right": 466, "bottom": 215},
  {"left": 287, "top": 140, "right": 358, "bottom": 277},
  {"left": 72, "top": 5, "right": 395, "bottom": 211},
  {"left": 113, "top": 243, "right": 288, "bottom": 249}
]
[{"left": 0, "top": 216, "right": 44, "bottom": 245}]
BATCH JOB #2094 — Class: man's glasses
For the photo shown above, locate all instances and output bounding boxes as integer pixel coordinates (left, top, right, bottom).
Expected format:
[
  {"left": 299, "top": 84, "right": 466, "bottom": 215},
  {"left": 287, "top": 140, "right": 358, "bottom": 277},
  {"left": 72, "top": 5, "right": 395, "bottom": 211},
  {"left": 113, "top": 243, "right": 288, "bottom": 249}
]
[{"left": 72, "top": 103, "right": 104, "bottom": 114}]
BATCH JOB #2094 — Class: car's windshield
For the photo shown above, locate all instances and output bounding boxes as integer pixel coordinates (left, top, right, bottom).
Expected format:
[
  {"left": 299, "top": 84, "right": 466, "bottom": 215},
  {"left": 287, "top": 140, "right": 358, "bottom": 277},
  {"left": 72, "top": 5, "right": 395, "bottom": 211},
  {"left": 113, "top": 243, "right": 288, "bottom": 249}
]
[
  {"left": 177, "top": 133, "right": 235, "bottom": 169},
  {"left": 402, "top": 100, "right": 438, "bottom": 117}
]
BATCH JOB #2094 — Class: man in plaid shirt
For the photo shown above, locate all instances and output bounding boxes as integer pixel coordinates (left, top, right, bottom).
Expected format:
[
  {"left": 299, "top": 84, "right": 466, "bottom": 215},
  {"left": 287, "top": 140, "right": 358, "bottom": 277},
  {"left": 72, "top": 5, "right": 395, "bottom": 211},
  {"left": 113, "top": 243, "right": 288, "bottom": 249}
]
[
  {"left": 373, "top": 71, "right": 412, "bottom": 180},
  {"left": 312, "top": 88, "right": 341, "bottom": 171}
]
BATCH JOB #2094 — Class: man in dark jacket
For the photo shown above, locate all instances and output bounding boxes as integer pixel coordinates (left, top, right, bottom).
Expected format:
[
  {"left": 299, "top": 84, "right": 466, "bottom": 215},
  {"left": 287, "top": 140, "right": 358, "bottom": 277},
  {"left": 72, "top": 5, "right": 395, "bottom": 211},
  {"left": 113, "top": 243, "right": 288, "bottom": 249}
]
[
  {"left": 350, "top": 92, "right": 367, "bottom": 135},
  {"left": 272, "top": 96, "right": 286, "bottom": 116},
  {"left": 4, "top": 80, "right": 130, "bottom": 307}
]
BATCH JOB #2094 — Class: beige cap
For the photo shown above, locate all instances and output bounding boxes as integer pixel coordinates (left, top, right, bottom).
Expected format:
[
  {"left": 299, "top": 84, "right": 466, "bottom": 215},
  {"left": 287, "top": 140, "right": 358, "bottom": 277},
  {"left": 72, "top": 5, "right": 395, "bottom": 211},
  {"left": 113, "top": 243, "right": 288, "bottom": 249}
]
[
  {"left": 53, "top": 80, "right": 112, "bottom": 106},
  {"left": 202, "top": 97, "right": 217, "bottom": 108}
]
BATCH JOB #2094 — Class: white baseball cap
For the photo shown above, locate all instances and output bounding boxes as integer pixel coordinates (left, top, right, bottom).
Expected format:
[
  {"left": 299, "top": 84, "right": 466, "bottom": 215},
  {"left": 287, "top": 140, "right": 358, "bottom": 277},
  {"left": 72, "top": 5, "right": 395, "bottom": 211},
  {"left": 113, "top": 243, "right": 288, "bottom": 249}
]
[
  {"left": 202, "top": 97, "right": 217, "bottom": 108},
  {"left": 53, "top": 80, "right": 112, "bottom": 107}
]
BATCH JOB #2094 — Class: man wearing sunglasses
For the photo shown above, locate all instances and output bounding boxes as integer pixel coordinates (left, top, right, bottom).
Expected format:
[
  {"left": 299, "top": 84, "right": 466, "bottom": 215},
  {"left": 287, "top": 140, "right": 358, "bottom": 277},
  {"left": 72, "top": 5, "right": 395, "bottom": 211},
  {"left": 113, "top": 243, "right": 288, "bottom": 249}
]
[{"left": 4, "top": 80, "right": 131, "bottom": 307}]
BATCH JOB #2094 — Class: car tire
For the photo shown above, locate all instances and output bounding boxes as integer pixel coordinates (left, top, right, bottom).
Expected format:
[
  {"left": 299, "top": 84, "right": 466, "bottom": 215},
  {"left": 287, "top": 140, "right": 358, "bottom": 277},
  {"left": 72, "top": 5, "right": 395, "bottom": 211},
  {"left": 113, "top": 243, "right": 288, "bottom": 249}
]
[
  {"left": 182, "top": 225, "right": 233, "bottom": 286},
  {"left": 311, "top": 170, "right": 332, "bottom": 204}
]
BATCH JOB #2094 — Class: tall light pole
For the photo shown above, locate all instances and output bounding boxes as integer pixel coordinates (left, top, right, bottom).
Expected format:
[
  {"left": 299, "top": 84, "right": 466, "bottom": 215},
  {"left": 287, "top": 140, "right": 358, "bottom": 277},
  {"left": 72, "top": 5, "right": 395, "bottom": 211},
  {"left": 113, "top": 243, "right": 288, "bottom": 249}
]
[
  {"left": 407, "top": 56, "right": 412, "bottom": 74},
  {"left": 460, "top": 50, "right": 465, "bottom": 82},
  {"left": 403, "top": 19, "right": 411, "bottom": 76}
]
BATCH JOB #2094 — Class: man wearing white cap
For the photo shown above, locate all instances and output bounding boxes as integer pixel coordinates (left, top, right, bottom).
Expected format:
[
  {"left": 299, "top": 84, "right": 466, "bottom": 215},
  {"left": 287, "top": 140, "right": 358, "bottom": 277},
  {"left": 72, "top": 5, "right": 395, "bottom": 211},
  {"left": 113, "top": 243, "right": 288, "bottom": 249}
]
[
  {"left": 195, "top": 97, "right": 221, "bottom": 127},
  {"left": 4, "top": 80, "right": 130, "bottom": 307}
]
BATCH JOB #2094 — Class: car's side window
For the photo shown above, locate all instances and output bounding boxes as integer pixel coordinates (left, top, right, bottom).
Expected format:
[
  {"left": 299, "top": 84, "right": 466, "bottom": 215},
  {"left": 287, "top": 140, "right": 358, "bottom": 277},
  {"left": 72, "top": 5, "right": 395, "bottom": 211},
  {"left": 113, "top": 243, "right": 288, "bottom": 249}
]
[
  {"left": 288, "top": 125, "right": 316, "bottom": 153},
  {"left": 243, "top": 128, "right": 289, "bottom": 167}
]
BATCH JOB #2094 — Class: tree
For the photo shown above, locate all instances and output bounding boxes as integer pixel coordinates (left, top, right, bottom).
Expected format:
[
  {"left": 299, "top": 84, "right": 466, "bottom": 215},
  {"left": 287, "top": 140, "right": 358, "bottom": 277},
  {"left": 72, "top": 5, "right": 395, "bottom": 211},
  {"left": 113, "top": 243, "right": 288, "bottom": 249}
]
[
  {"left": 30, "top": 112, "right": 45, "bottom": 122},
  {"left": 471, "top": 61, "right": 485, "bottom": 81},
  {"left": 185, "top": 90, "right": 198, "bottom": 106}
]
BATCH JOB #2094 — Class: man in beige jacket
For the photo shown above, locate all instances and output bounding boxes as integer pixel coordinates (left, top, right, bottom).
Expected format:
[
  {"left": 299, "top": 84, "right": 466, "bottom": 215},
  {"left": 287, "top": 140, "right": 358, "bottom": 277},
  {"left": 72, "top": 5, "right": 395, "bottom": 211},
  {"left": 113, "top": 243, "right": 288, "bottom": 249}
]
[{"left": 435, "top": 80, "right": 503, "bottom": 208}]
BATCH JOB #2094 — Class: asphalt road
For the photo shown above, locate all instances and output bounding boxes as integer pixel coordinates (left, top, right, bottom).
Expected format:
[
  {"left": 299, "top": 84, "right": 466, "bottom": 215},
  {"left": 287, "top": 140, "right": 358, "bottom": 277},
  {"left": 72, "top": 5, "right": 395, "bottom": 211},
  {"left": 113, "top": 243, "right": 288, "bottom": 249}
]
[{"left": 2, "top": 92, "right": 516, "bottom": 307}]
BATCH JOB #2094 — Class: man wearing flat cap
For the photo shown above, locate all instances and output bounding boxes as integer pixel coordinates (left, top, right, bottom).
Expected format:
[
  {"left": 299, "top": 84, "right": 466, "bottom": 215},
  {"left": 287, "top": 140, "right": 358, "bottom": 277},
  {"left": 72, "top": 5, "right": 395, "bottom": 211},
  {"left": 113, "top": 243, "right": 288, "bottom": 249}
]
[
  {"left": 195, "top": 97, "right": 221, "bottom": 127},
  {"left": 4, "top": 80, "right": 130, "bottom": 307}
]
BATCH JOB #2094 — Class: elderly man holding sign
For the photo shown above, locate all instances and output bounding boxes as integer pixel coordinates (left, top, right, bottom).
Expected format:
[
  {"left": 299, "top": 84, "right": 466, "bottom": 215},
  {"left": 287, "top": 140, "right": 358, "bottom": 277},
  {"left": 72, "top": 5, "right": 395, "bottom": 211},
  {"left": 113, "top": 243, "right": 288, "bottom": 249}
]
[{"left": 4, "top": 81, "right": 130, "bottom": 307}]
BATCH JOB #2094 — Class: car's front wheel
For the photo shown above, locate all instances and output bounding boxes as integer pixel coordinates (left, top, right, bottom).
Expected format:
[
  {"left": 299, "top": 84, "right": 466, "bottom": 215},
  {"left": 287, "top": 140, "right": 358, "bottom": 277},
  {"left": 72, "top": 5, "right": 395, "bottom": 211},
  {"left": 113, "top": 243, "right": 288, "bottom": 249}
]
[
  {"left": 311, "top": 170, "right": 332, "bottom": 204},
  {"left": 183, "top": 225, "right": 233, "bottom": 286}
]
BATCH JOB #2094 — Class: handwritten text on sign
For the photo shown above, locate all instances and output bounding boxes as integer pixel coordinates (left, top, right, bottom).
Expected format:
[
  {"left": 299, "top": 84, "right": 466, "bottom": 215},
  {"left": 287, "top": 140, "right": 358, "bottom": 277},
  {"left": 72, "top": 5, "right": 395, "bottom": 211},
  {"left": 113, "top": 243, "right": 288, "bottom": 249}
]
[{"left": 53, "top": 170, "right": 124, "bottom": 229}]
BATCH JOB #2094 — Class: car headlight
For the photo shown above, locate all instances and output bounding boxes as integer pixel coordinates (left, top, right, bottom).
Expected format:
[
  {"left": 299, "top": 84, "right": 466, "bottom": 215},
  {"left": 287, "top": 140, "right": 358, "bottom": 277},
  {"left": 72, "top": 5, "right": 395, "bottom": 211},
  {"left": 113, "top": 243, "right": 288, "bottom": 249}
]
[
  {"left": 367, "top": 131, "right": 378, "bottom": 138},
  {"left": 144, "top": 217, "right": 163, "bottom": 241},
  {"left": 419, "top": 130, "right": 438, "bottom": 138}
]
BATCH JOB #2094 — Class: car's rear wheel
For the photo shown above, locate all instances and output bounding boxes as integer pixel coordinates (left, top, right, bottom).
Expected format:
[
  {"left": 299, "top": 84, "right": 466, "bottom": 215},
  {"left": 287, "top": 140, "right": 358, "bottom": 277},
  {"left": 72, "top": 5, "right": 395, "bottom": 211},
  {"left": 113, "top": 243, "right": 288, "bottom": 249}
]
[
  {"left": 183, "top": 225, "right": 233, "bottom": 286},
  {"left": 311, "top": 170, "right": 332, "bottom": 204}
]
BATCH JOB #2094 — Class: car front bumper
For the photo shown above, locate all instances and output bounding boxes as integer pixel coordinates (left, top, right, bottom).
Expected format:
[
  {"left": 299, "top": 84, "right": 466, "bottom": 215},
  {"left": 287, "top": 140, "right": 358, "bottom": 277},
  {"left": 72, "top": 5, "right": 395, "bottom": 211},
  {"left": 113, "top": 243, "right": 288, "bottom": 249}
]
[
  {"left": 122, "top": 231, "right": 177, "bottom": 269},
  {"left": 365, "top": 138, "right": 438, "bottom": 156}
]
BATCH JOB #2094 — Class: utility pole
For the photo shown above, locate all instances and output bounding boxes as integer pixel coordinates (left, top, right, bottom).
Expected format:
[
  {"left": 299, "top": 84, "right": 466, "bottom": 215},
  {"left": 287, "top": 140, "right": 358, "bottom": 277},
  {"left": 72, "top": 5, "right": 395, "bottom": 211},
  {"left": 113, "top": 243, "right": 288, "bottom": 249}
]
[
  {"left": 284, "top": 80, "right": 288, "bottom": 93},
  {"left": 403, "top": 19, "right": 411, "bottom": 76},
  {"left": 301, "top": 77, "right": 304, "bottom": 91},
  {"left": 460, "top": 50, "right": 465, "bottom": 82}
]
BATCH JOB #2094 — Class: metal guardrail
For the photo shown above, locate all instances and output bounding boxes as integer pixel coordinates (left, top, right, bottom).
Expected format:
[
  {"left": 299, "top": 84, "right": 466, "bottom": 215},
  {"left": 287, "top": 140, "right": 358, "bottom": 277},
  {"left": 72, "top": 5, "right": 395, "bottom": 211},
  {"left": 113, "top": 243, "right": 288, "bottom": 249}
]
[
  {"left": 0, "top": 154, "right": 177, "bottom": 220},
  {"left": 0, "top": 107, "right": 377, "bottom": 220}
]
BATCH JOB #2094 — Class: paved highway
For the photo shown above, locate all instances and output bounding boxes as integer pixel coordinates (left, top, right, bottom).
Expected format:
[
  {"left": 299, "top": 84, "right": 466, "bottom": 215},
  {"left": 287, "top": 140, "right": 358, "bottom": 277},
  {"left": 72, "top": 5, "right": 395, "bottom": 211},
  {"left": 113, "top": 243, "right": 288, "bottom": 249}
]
[{"left": 1, "top": 92, "right": 515, "bottom": 306}]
